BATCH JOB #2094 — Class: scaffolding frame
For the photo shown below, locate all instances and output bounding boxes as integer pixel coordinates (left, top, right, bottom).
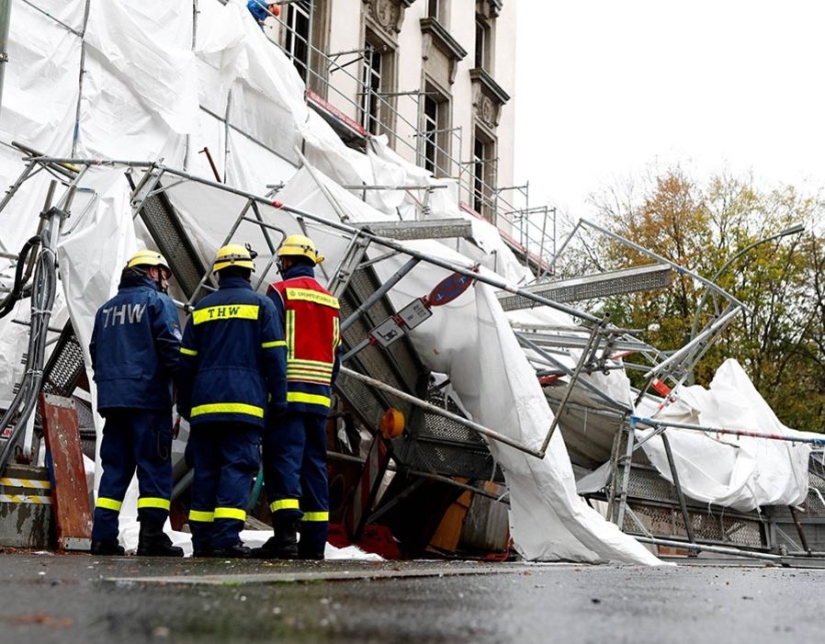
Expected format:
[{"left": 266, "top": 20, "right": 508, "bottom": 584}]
[{"left": 0, "top": 154, "right": 642, "bottom": 466}]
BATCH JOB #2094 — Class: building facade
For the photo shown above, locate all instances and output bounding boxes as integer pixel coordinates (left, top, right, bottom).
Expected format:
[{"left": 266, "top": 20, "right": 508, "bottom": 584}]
[{"left": 264, "top": 0, "right": 516, "bottom": 226}]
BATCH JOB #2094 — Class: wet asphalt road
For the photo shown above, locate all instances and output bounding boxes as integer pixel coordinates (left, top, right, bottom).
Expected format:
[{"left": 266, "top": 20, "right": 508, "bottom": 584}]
[{"left": 0, "top": 552, "right": 821, "bottom": 643}]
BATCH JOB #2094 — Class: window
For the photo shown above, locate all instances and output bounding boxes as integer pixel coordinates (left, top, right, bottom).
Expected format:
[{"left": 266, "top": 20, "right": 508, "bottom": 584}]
[
  {"left": 424, "top": 95, "right": 439, "bottom": 173},
  {"left": 474, "top": 18, "right": 487, "bottom": 69},
  {"left": 361, "top": 40, "right": 383, "bottom": 135},
  {"left": 472, "top": 132, "right": 496, "bottom": 220},
  {"left": 422, "top": 87, "right": 451, "bottom": 177},
  {"left": 473, "top": 137, "right": 486, "bottom": 214},
  {"left": 285, "top": 0, "right": 311, "bottom": 81}
]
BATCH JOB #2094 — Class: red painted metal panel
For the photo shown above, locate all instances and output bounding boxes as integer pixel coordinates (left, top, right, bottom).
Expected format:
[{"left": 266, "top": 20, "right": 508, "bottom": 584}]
[{"left": 39, "top": 394, "right": 92, "bottom": 549}]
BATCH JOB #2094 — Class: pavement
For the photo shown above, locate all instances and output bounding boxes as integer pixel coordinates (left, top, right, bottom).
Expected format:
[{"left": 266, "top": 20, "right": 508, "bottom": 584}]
[{"left": 0, "top": 551, "right": 822, "bottom": 643}]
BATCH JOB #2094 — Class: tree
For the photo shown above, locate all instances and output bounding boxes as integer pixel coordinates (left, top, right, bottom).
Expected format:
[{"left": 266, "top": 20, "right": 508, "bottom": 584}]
[{"left": 562, "top": 168, "right": 825, "bottom": 432}]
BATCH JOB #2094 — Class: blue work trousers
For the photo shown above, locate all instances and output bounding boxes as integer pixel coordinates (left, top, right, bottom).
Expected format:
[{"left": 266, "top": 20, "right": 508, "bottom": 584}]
[
  {"left": 186, "top": 422, "right": 261, "bottom": 551},
  {"left": 91, "top": 409, "right": 173, "bottom": 543},
  {"left": 262, "top": 411, "right": 329, "bottom": 555}
]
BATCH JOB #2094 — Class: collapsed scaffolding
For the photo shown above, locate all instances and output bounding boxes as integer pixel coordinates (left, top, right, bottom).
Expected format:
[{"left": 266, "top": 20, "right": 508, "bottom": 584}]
[{"left": 1, "top": 151, "right": 824, "bottom": 563}]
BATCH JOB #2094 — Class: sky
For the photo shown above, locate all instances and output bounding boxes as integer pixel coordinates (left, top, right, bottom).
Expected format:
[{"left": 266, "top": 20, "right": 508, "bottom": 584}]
[{"left": 514, "top": 2, "right": 825, "bottom": 219}]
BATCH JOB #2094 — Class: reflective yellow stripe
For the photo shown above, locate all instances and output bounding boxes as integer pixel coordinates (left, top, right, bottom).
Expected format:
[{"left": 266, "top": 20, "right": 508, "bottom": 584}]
[
  {"left": 286, "top": 392, "right": 331, "bottom": 407},
  {"left": 302, "top": 511, "right": 329, "bottom": 522},
  {"left": 285, "top": 310, "right": 295, "bottom": 361},
  {"left": 180, "top": 347, "right": 198, "bottom": 356},
  {"left": 333, "top": 316, "right": 340, "bottom": 350},
  {"left": 289, "top": 358, "right": 334, "bottom": 369},
  {"left": 193, "top": 304, "right": 259, "bottom": 325},
  {"left": 287, "top": 365, "right": 333, "bottom": 375},
  {"left": 191, "top": 403, "right": 264, "bottom": 418},
  {"left": 189, "top": 510, "right": 214, "bottom": 523},
  {"left": 137, "top": 497, "right": 171, "bottom": 511},
  {"left": 270, "top": 498, "right": 300, "bottom": 513},
  {"left": 214, "top": 507, "right": 246, "bottom": 521},
  {"left": 262, "top": 340, "right": 287, "bottom": 349},
  {"left": 96, "top": 497, "right": 122, "bottom": 512},
  {"left": 287, "top": 373, "right": 333, "bottom": 384},
  {"left": 285, "top": 288, "right": 339, "bottom": 309}
]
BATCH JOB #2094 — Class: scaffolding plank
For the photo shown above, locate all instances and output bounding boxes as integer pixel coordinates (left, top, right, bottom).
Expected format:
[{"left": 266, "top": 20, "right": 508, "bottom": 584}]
[
  {"left": 39, "top": 393, "right": 92, "bottom": 551},
  {"left": 134, "top": 178, "right": 214, "bottom": 301},
  {"left": 363, "top": 218, "right": 473, "bottom": 241},
  {"left": 497, "top": 263, "right": 672, "bottom": 311}
]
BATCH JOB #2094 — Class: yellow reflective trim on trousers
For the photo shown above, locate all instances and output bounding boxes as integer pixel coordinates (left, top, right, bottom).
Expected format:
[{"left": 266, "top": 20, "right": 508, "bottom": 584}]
[
  {"left": 302, "top": 511, "right": 329, "bottom": 522},
  {"left": 137, "top": 497, "right": 171, "bottom": 511},
  {"left": 286, "top": 392, "right": 331, "bottom": 407},
  {"left": 180, "top": 347, "right": 198, "bottom": 356},
  {"left": 193, "top": 304, "right": 259, "bottom": 325},
  {"left": 262, "top": 340, "right": 287, "bottom": 349},
  {"left": 191, "top": 402, "right": 264, "bottom": 418},
  {"left": 189, "top": 510, "right": 214, "bottom": 523},
  {"left": 286, "top": 310, "right": 295, "bottom": 361},
  {"left": 96, "top": 497, "right": 122, "bottom": 512},
  {"left": 214, "top": 507, "right": 246, "bottom": 521},
  {"left": 285, "top": 288, "right": 339, "bottom": 309},
  {"left": 269, "top": 498, "right": 300, "bottom": 513}
]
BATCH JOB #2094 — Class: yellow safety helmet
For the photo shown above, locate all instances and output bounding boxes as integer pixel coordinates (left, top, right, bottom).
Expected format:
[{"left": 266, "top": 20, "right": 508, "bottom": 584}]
[
  {"left": 276, "top": 234, "right": 324, "bottom": 265},
  {"left": 213, "top": 244, "right": 256, "bottom": 273},
  {"left": 126, "top": 249, "right": 170, "bottom": 273}
]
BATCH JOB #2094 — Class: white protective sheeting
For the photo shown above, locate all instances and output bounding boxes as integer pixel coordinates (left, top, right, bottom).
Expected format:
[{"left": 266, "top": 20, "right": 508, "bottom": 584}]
[
  {"left": 1, "top": 0, "right": 666, "bottom": 563},
  {"left": 636, "top": 359, "right": 811, "bottom": 512}
]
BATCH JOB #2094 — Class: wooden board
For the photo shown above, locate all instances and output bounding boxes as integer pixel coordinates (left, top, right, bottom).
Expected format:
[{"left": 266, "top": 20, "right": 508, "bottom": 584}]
[{"left": 39, "top": 393, "right": 92, "bottom": 550}]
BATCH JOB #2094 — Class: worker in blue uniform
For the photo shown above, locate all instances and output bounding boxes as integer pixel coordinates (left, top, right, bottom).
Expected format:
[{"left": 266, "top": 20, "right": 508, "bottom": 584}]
[
  {"left": 252, "top": 234, "right": 340, "bottom": 560},
  {"left": 247, "top": 1, "right": 279, "bottom": 28},
  {"left": 178, "top": 244, "right": 287, "bottom": 558},
  {"left": 89, "top": 249, "right": 183, "bottom": 557}
]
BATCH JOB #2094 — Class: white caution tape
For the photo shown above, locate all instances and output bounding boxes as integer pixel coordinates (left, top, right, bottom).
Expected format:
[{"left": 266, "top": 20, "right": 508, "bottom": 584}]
[
  {"left": 0, "top": 494, "right": 52, "bottom": 505},
  {"left": 0, "top": 477, "right": 52, "bottom": 490}
]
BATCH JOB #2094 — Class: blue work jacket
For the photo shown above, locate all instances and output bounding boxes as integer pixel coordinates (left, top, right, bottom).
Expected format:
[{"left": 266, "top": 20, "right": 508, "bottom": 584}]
[
  {"left": 177, "top": 276, "right": 287, "bottom": 428},
  {"left": 90, "top": 271, "right": 181, "bottom": 413}
]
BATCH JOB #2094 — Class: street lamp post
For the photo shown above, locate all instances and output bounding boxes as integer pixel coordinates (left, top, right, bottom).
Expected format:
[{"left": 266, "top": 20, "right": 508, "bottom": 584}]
[{"left": 687, "top": 222, "right": 805, "bottom": 353}]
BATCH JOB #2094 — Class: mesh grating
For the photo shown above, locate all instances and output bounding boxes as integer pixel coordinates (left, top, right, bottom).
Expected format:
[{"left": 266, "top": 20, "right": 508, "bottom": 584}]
[
  {"left": 392, "top": 391, "right": 501, "bottom": 480},
  {"left": 137, "top": 190, "right": 212, "bottom": 301},
  {"left": 625, "top": 468, "right": 680, "bottom": 504},
  {"left": 624, "top": 501, "right": 766, "bottom": 548},
  {"left": 42, "top": 324, "right": 85, "bottom": 397},
  {"left": 498, "top": 264, "right": 672, "bottom": 311}
]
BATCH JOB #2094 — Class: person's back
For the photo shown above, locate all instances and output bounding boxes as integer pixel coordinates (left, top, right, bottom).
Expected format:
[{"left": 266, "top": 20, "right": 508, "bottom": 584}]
[
  {"left": 254, "top": 234, "right": 340, "bottom": 561},
  {"left": 179, "top": 274, "right": 282, "bottom": 426},
  {"left": 178, "top": 245, "right": 286, "bottom": 558},
  {"left": 91, "top": 266, "right": 180, "bottom": 412},
  {"left": 89, "top": 250, "right": 183, "bottom": 558}
]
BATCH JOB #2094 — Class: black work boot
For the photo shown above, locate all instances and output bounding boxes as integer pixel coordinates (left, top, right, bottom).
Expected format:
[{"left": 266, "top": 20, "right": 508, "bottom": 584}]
[
  {"left": 136, "top": 519, "right": 184, "bottom": 557},
  {"left": 209, "top": 543, "right": 252, "bottom": 559},
  {"left": 90, "top": 540, "right": 125, "bottom": 556},
  {"left": 251, "top": 519, "right": 299, "bottom": 559}
]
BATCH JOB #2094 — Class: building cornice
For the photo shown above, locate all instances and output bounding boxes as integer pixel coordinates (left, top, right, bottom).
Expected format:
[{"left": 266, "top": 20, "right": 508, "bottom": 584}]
[
  {"left": 420, "top": 17, "right": 468, "bottom": 84},
  {"left": 469, "top": 67, "right": 510, "bottom": 105}
]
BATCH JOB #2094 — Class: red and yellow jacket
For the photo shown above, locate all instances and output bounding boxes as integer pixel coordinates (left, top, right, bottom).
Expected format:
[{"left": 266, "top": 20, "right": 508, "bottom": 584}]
[{"left": 267, "top": 264, "right": 340, "bottom": 416}]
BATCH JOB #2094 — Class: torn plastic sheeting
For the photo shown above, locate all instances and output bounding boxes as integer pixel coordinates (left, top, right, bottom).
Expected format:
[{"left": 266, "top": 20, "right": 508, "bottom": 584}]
[{"left": 636, "top": 359, "right": 811, "bottom": 512}]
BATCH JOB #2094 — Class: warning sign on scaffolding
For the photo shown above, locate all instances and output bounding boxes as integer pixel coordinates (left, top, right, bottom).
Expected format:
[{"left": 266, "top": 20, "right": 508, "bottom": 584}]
[{"left": 369, "top": 298, "right": 432, "bottom": 348}]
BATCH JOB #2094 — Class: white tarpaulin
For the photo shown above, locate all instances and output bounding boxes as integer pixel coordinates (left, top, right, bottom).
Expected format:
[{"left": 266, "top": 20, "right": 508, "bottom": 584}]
[{"left": 636, "top": 359, "right": 811, "bottom": 512}]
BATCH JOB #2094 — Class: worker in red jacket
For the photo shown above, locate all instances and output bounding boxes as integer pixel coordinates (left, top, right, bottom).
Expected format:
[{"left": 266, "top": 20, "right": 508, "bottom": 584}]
[{"left": 253, "top": 234, "right": 340, "bottom": 560}]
